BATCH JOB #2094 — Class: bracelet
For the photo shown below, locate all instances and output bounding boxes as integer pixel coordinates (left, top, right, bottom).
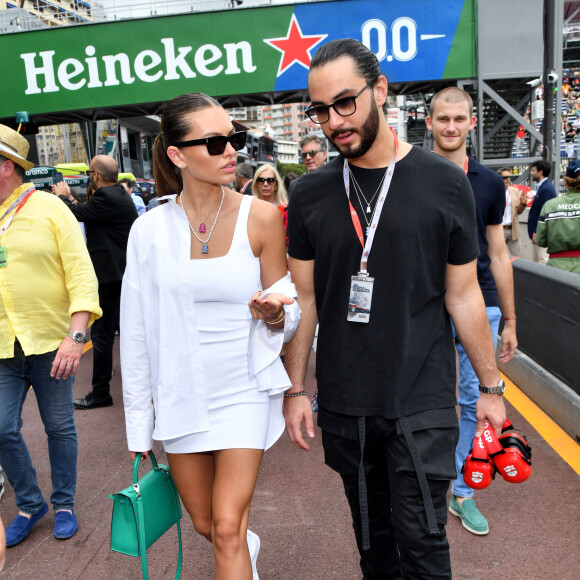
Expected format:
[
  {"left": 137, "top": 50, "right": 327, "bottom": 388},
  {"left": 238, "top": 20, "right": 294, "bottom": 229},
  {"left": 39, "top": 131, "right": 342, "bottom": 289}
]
[
  {"left": 504, "top": 316, "right": 516, "bottom": 321},
  {"left": 265, "top": 309, "right": 285, "bottom": 325},
  {"left": 284, "top": 390, "right": 307, "bottom": 398}
]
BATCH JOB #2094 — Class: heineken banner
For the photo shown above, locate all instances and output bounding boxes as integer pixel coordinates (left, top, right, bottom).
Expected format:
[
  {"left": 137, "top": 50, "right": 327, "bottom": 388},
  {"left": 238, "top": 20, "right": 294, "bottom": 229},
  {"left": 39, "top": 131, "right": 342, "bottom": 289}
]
[{"left": 0, "top": 0, "right": 476, "bottom": 119}]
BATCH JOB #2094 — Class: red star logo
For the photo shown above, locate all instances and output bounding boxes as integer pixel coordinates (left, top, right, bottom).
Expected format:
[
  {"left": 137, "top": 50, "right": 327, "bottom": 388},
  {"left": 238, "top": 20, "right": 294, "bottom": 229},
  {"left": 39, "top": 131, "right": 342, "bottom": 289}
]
[{"left": 264, "top": 14, "right": 327, "bottom": 77}]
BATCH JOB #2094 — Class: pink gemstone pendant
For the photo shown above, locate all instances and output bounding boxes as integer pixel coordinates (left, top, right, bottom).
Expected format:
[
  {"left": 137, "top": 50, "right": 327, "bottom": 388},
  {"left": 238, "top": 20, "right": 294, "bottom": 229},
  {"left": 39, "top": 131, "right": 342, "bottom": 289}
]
[{"left": 199, "top": 223, "right": 206, "bottom": 233}]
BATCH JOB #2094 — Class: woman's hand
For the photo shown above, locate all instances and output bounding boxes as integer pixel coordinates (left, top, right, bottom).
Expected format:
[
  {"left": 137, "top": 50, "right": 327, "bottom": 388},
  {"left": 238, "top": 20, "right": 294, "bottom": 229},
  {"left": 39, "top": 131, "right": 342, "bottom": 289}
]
[
  {"left": 249, "top": 291, "right": 294, "bottom": 327},
  {"left": 130, "top": 450, "right": 151, "bottom": 461}
]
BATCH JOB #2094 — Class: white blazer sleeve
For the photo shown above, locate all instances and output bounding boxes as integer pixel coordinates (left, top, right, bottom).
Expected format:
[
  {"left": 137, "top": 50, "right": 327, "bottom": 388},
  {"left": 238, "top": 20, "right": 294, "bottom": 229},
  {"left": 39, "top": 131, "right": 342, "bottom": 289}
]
[
  {"left": 120, "top": 227, "right": 155, "bottom": 452},
  {"left": 248, "top": 272, "right": 301, "bottom": 396}
]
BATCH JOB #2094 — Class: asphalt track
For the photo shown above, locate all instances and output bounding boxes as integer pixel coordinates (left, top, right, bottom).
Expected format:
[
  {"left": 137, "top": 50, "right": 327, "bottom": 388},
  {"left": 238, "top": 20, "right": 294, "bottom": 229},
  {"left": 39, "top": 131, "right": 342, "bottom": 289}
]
[{"left": 0, "top": 339, "right": 578, "bottom": 579}]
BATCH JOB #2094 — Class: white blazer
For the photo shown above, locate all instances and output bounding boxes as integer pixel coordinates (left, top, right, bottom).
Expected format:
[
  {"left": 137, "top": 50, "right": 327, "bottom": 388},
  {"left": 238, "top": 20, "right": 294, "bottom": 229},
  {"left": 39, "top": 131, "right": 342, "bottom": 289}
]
[{"left": 120, "top": 195, "right": 300, "bottom": 452}]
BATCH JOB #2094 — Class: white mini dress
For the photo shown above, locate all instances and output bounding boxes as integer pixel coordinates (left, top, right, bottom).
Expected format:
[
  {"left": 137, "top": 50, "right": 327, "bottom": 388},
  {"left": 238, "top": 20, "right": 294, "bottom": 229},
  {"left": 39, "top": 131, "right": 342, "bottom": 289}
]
[{"left": 162, "top": 196, "right": 283, "bottom": 453}]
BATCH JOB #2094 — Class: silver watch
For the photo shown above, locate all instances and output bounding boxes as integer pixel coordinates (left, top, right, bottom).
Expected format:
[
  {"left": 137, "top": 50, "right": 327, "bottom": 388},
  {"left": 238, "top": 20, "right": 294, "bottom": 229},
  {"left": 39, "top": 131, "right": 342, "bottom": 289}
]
[
  {"left": 67, "top": 331, "right": 88, "bottom": 344},
  {"left": 478, "top": 380, "right": 505, "bottom": 395}
]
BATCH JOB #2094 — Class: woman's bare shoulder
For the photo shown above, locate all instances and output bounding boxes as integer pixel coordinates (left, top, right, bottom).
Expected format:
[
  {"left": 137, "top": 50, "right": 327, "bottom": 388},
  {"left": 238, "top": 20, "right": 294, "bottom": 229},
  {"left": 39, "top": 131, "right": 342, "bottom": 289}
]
[{"left": 248, "top": 196, "right": 282, "bottom": 225}]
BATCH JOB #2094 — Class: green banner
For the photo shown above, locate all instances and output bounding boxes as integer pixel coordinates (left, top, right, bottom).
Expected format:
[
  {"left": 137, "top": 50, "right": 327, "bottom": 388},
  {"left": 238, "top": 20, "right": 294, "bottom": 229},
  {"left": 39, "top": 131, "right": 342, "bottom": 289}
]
[
  {"left": 1, "top": 6, "right": 292, "bottom": 118},
  {"left": 0, "top": 1, "right": 476, "bottom": 120}
]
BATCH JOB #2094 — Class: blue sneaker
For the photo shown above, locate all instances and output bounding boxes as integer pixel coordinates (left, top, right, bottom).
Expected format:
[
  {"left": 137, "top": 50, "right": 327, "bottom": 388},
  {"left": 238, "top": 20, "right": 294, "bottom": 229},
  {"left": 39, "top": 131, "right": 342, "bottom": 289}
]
[
  {"left": 5, "top": 502, "right": 48, "bottom": 547},
  {"left": 54, "top": 510, "right": 78, "bottom": 540}
]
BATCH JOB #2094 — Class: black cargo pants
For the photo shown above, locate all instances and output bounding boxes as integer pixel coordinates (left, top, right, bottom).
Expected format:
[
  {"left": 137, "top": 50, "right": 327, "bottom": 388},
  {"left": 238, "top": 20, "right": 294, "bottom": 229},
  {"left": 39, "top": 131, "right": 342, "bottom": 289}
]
[{"left": 319, "top": 407, "right": 458, "bottom": 580}]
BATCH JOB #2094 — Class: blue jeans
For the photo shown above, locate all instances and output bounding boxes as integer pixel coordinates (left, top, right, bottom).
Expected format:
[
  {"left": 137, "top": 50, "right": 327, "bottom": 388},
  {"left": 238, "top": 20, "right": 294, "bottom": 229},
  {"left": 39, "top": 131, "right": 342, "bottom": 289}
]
[
  {"left": 0, "top": 341, "right": 78, "bottom": 514},
  {"left": 451, "top": 307, "right": 501, "bottom": 499}
]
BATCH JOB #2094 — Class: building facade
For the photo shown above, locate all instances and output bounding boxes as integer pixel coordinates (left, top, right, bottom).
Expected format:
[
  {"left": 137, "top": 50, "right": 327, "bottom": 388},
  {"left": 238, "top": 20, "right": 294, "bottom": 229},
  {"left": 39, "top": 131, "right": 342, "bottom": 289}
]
[
  {"left": 277, "top": 139, "right": 299, "bottom": 165},
  {"left": 0, "top": 0, "right": 95, "bottom": 27},
  {"left": 261, "top": 103, "right": 310, "bottom": 142}
]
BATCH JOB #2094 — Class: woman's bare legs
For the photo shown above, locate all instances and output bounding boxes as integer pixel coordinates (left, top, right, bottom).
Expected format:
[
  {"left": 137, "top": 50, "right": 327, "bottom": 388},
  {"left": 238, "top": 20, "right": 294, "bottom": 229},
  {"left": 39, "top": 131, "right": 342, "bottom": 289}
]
[
  {"left": 167, "top": 452, "right": 215, "bottom": 541},
  {"left": 167, "top": 449, "right": 263, "bottom": 580}
]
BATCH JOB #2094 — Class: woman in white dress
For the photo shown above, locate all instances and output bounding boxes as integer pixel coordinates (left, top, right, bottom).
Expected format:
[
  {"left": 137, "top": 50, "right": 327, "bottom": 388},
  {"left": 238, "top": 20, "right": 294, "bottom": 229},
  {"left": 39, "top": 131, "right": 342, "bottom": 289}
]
[{"left": 120, "top": 93, "right": 300, "bottom": 580}]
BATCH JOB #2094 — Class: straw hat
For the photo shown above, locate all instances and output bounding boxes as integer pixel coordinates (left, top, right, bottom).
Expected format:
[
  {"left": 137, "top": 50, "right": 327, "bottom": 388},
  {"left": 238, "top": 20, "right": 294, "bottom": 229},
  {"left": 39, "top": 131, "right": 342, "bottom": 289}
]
[{"left": 0, "top": 124, "right": 35, "bottom": 171}]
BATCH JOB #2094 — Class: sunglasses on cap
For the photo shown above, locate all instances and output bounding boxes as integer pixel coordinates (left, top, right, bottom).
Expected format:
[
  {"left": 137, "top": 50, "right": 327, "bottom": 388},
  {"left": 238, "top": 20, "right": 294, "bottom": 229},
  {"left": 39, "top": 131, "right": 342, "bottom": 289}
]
[
  {"left": 256, "top": 177, "right": 276, "bottom": 184},
  {"left": 174, "top": 131, "right": 247, "bottom": 155},
  {"left": 302, "top": 150, "right": 321, "bottom": 159}
]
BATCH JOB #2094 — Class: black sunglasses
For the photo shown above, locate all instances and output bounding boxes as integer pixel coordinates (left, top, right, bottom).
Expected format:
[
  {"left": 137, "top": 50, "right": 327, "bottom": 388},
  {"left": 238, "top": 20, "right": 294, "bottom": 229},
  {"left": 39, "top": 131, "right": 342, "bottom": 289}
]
[
  {"left": 301, "top": 150, "right": 321, "bottom": 159},
  {"left": 256, "top": 177, "right": 276, "bottom": 184},
  {"left": 305, "top": 79, "right": 376, "bottom": 125},
  {"left": 174, "top": 131, "right": 247, "bottom": 155}
]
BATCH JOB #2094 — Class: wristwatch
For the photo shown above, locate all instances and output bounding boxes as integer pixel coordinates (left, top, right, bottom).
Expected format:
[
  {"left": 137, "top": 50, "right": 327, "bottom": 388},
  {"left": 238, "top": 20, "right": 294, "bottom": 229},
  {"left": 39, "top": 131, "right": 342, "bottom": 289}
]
[
  {"left": 478, "top": 380, "right": 505, "bottom": 395},
  {"left": 67, "top": 331, "right": 88, "bottom": 344}
]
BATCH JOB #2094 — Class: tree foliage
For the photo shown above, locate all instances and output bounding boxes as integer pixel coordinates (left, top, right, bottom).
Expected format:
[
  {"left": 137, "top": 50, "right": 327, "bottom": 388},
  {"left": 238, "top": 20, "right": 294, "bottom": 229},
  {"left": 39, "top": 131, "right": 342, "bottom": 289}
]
[{"left": 277, "top": 162, "right": 307, "bottom": 177}]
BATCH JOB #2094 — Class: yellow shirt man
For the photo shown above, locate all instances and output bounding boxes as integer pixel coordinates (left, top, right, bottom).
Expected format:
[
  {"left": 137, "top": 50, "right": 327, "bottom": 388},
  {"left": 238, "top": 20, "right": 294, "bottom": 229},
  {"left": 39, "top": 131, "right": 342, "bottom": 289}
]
[{"left": 0, "top": 183, "right": 101, "bottom": 358}]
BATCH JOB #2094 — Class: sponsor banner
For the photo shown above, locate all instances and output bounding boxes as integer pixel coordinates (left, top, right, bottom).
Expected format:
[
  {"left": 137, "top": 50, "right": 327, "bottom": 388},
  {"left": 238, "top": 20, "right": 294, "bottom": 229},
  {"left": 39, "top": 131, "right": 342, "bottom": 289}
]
[
  {"left": 29, "top": 176, "right": 89, "bottom": 190},
  {"left": 25, "top": 166, "right": 55, "bottom": 179},
  {"left": 0, "top": 0, "right": 475, "bottom": 119}
]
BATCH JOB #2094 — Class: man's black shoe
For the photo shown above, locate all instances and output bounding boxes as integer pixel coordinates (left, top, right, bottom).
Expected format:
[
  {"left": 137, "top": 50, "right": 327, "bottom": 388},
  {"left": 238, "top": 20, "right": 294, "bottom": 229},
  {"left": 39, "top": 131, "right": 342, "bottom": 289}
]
[{"left": 73, "top": 392, "right": 113, "bottom": 409}]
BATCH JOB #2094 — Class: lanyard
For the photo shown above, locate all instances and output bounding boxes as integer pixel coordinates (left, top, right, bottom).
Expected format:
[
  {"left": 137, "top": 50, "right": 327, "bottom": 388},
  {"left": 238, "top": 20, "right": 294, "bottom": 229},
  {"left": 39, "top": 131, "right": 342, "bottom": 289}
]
[
  {"left": 343, "top": 127, "right": 398, "bottom": 274},
  {"left": 463, "top": 155, "right": 469, "bottom": 175},
  {"left": 0, "top": 187, "right": 35, "bottom": 239}
]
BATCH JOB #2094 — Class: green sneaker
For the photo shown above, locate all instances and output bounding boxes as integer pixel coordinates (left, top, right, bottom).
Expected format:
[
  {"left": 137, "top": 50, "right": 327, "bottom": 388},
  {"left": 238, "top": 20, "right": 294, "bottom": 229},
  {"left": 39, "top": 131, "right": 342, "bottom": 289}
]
[{"left": 449, "top": 496, "right": 489, "bottom": 535}]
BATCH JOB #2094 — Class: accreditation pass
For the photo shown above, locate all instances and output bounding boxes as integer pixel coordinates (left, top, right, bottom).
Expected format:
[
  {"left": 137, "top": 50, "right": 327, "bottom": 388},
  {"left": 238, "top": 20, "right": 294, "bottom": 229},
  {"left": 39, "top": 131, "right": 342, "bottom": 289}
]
[{"left": 347, "top": 274, "right": 374, "bottom": 323}]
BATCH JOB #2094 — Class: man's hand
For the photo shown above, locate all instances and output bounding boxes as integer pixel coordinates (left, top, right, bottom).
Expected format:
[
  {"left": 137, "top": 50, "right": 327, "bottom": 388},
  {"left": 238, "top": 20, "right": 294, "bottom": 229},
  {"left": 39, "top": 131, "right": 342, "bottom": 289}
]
[
  {"left": 51, "top": 181, "right": 72, "bottom": 199},
  {"left": 51, "top": 337, "right": 84, "bottom": 380},
  {"left": 283, "top": 394, "right": 315, "bottom": 451},
  {"left": 475, "top": 393, "right": 506, "bottom": 438},
  {"left": 498, "top": 322, "right": 517, "bottom": 364}
]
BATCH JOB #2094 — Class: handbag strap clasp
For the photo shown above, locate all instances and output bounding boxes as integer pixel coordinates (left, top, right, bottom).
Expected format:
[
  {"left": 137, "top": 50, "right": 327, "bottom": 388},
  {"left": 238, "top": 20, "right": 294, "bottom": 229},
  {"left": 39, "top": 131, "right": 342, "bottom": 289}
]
[{"left": 132, "top": 483, "right": 142, "bottom": 498}]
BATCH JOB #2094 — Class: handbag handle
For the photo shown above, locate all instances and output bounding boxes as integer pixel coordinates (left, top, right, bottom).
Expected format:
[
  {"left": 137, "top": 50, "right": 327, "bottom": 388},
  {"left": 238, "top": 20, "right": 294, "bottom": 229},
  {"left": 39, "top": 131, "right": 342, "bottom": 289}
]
[
  {"left": 133, "top": 451, "right": 182, "bottom": 580},
  {"left": 133, "top": 451, "right": 158, "bottom": 484}
]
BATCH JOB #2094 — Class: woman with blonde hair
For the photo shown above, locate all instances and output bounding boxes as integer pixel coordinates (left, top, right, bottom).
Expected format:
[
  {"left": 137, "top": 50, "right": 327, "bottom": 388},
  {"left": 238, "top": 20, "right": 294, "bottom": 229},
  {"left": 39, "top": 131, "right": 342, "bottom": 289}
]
[
  {"left": 252, "top": 164, "right": 288, "bottom": 241},
  {"left": 120, "top": 92, "right": 301, "bottom": 580}
]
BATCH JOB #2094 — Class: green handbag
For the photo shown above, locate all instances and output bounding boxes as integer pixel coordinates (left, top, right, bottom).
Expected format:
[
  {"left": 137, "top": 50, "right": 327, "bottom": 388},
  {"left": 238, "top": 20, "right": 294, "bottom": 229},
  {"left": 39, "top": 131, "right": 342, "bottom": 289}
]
[{"left": 109, "top": 452, "right": 183, "bottom": 579}]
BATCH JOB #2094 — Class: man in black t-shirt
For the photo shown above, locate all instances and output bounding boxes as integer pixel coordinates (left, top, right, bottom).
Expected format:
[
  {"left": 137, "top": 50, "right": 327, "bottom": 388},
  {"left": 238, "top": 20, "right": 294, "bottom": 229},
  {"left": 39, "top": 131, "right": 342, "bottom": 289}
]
[{"left": 284, "top": 39, "right": 506, "bottom": 579}]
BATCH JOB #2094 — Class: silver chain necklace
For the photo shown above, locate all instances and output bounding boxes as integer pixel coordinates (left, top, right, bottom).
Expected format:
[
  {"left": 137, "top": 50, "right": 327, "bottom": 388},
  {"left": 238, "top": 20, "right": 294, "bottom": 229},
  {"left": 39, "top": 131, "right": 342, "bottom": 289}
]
[
  {"left": 349, "top": 166, "right": 388, "bottom": 214},
  {"left": 351, "top": 185, "right": 373, "bottom": 229},
  {"left": 179, "top": 185, "right": 225, "bottom": 254}
]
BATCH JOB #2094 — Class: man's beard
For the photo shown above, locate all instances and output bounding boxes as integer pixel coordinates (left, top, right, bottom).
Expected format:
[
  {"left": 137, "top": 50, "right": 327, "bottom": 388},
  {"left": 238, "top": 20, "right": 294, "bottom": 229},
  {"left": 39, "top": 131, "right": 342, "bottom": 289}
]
[{"left": 329, "top": 98, "right": 381, "bottom": 160}]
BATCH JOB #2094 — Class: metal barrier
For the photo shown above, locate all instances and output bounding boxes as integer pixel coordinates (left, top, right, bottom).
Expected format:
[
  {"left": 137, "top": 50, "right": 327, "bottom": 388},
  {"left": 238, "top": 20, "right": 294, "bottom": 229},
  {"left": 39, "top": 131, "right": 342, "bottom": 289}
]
[{"left": 498, "top": 258, "right": 580, "bottom": 440}]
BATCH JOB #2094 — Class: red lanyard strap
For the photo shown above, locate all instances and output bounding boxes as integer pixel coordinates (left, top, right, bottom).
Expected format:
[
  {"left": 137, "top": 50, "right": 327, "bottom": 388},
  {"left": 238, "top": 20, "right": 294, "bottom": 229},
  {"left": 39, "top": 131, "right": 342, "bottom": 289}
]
[
  {"left": 343, "top": 128, "right": 399, "bottom": 274},
  {"left": 0, "top": 187, "right": 35, "bottom": 238}
]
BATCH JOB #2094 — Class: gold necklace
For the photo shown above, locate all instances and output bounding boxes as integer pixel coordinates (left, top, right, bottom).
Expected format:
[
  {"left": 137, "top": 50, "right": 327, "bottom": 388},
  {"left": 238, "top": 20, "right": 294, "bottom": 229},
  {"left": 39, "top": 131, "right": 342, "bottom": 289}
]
[{"left": 179, "top": 186, "right": 225, "bottom": 254}]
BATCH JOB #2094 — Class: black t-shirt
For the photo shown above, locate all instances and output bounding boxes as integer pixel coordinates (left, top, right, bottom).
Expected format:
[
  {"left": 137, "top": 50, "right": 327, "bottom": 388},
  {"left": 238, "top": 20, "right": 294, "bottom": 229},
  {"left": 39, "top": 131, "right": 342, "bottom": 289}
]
[
  {"left": 466, "top": 157, "right": 505, "bottom": 307},
  {"left": 287, "top": 146, "right": 479, "bottom": 419}
]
